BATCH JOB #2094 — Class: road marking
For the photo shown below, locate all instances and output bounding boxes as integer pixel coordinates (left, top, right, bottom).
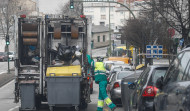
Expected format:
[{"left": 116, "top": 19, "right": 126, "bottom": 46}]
[
  {"left": 0, "top": 80, "right": 14, "bottom": 89},
  {"left": 8, "top": 106, "right": 19, "bottom": 111}
]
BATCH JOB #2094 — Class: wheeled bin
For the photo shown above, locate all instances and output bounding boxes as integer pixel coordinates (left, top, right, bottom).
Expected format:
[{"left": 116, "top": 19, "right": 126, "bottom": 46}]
[
  {"left": 19, "top": 80, "right": 36, "bottom": 111},
  {"left": 46, "top": 65, "right": 82, "bottom": 111}
]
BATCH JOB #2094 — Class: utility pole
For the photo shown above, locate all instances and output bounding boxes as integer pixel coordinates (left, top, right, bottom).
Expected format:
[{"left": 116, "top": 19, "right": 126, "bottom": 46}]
[
  {"left": 129, "top": 0, "right": 131, "bottom": 19},
  {"left": 109, "top": 2, "right": 112, "bottom": 56},
  {"left": 6, "top": 0, "right": 10, "bottom": 74},
  {"left": 150, "top": 0, "right": 155, "bottom": 65}
]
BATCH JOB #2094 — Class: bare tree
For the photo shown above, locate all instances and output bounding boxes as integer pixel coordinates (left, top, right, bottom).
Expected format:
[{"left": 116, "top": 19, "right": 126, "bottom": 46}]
[
  {"left": 122, "top": 11, "right": 170, "bottom": 53},
  {"left": 0, "top": 0, "right": 19, "bottom": 40},
  {"left": 140, "top": 0, "right": 190, "bottom": 45}
]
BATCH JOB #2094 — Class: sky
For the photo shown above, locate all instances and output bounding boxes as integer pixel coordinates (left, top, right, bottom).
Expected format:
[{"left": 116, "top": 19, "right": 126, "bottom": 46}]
[{"left": 39, "top": 0, "right": 69, "bottom": 14}]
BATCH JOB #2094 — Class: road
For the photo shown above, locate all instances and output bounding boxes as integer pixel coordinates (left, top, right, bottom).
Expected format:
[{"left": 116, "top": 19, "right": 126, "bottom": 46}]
[
  {"left": 0, "top": 80, "right": 124, "bottom": 111},
  {"left": 0, "top": 61, "right": 14, "bottom": 74}
]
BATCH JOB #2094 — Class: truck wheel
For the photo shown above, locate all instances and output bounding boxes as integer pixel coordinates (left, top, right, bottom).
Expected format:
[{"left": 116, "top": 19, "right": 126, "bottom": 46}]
[
  {"left": 49, "top": 106, "right": 54, "bottom": 111},
  {"left": 79, "top": 99, "right": 88, "bottom": 109},
  {"left": 74, "top": 106, "right": 79, "bottom": 111},
  {"left": 90, "top": 88, "right": 93, "bottom": 94},
  {"left": 35, "top": 95, "right": 41, "bottom": 109}
]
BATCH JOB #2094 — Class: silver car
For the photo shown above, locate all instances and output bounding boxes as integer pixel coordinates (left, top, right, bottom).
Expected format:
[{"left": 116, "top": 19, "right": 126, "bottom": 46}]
[{"left": 108, "top": 71, "right": 138, "bottom": 104}]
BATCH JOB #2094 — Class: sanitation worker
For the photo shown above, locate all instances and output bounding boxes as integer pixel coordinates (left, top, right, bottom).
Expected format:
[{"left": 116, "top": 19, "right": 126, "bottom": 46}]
[{"left": 95, "top": 57, "right": 116, "bottom": 111}]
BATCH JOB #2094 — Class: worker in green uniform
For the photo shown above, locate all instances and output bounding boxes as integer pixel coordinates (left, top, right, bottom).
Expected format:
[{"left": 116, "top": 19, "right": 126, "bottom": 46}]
[{"left": 95, "top": 57, "right": 116, "bottom": 111}]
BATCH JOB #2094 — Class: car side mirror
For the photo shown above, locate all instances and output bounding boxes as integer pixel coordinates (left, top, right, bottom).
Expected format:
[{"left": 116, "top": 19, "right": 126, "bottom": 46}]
[
  {"left": 128, "top": 83, "right": 136, "bottom": 90},
  {"left": 156, "top": 76, "right": 164, "bottom": 89}
]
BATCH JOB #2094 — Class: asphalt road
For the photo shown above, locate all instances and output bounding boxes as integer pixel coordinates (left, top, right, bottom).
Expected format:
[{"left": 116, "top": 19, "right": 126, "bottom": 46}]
[{"left": 0, "top": 80, "right": 124, "bottom": 111}]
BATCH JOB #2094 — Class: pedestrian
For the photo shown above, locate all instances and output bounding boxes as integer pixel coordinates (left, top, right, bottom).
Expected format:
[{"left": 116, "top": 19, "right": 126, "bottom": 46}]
[{"left": 95, "top": 57, "right": 116, "bottom": 111}]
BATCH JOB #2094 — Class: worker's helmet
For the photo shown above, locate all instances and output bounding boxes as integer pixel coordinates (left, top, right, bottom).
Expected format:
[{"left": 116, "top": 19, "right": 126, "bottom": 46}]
[{"left": 97, "top": 56, "right": 104, "bottom": 62}]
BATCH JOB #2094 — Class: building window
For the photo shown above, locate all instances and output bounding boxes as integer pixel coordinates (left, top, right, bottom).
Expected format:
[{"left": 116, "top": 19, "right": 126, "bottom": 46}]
[
  {"left": 110, "top": 14, "right": 114, "bottom": 19},
  {"left": 100, "top": 22, "right": 105, "bottom": 26},
  {"left": 101, "top": 15, "right": 106, "bottom": 20},
  {"left": 110, "top": 23, "right": 115, "bottom": 29},
  {"left": 98, "top": 36, "right": 100, "bottom": 42},
  {"left": 101, "top": 7, "right": 106, "bottom": 12},
  {"left": 103, "top": 35, "right": 106, "bottom": 42}
]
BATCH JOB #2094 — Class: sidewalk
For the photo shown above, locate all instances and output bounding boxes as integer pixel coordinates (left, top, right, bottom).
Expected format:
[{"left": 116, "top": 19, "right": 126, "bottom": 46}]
[{"left": 0, "top": 69, "right": 15, "bottom": 87}]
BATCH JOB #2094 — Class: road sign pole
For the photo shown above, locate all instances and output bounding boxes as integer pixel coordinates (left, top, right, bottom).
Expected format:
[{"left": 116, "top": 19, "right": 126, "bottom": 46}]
[
  {"left": 7, "top": 44, "right": 10, "bottom": 74},
  {"left": 6, "top": 35, "right": 10, "bottom": 74}
]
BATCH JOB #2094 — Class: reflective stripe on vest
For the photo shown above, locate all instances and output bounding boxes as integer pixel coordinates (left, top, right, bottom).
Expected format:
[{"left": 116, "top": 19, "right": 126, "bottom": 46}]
[
  {"left": 104, "top": 97, "right": 113, "bottom": 106},
  {"left": 95, "top": 62, "right": 106, "bottom": 72},
  {"left": 97, "top": 100, "right": 104, "bottom": 108},
  {"left": 95, "top": 70, "right": 106, "bottom": 75}
]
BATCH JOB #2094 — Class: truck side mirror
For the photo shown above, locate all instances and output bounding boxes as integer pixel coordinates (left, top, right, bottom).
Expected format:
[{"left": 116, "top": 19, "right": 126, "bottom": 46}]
[{"left": 156, "top": 76, "right": 164, "bottom": 89}]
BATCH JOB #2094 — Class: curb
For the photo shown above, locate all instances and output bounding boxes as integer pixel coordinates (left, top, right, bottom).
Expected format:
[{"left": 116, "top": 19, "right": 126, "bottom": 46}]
[{"left": 0, "top": 71, "right": 15, "bottom": 88}]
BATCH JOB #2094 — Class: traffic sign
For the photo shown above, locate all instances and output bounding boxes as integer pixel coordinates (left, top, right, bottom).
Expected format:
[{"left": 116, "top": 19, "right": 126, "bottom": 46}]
[
  {"left": 168, "top": 28, "right": 175, "bottom": 38},
  {"left": 146, "top": 45, "right": 163, "bottom": 58}
]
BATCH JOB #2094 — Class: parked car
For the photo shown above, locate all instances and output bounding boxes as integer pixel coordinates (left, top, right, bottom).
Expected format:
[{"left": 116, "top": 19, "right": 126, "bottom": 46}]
[
  {"left": 0, "top": 52, "right": 8, "bottom": 62},
  {"left": 8, "top": 51, "right": 15, "bottom": 61},
  {"left": 109, "top": 64, "right": 132, "bottom": 75},
  {"left": 104, "top": 61, "right": 125, "bottom": 72},
  {"left": 107, "top": 64, "right": 132, "bottom": 83},
  {"left": 121, "top": 71, "right": 143, "bottom": 111},
  {"left": 128, "top": 65, "right": 168, "bottom": 111},
  {"left": 154, "top": 48, "right": 190, "bottom": 111},
  {"left": 108, "top": 71, "right": 139, "bottom": 104}
]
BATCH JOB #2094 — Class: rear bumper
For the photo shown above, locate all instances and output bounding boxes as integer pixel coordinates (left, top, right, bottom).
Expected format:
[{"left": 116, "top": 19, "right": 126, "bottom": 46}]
[
  {"left": 111, "top": 89, "right": 121, "bottom": 99},
  {"left": 139, "top": 98, "right": 154, "bottom": 111}
]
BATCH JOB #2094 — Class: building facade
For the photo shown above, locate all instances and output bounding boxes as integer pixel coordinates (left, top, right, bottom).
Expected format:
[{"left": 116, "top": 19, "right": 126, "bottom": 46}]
[
  {"left": 92, "top": 25, "right": 113, "bottom": 48},
  {"left": 83, "top": 0, "right": 142, "bottom": 38}
]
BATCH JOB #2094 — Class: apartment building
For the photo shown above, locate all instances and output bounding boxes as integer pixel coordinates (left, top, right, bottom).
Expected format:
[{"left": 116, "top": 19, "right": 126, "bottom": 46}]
[{"left": 83, "top": 0, "right": 143, "bottom": 38}]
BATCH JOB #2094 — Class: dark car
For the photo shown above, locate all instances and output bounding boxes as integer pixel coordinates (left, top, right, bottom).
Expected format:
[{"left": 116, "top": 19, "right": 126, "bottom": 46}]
[
  {"left": 128, "top": 65, "right": 168, "bottom": 111},
  {"left": 121, "top": 71, "right": 143, "bottom": 111},
  {"left": 154, "top": 48, "right": 190, "bottom": 111},
  {"left": 0, "top": 52, "right": 8, "bottom": 62}
]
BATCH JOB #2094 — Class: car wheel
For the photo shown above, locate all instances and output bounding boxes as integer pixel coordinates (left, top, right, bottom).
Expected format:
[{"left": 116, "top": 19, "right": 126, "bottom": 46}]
[{"left": 90, "top": 88, "right": 93, "bottom": 94}]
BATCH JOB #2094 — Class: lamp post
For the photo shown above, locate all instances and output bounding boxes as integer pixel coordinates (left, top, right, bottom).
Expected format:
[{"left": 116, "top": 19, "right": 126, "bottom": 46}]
[{"left": 109, "top": 2, "right": 112, "bottom": 56}]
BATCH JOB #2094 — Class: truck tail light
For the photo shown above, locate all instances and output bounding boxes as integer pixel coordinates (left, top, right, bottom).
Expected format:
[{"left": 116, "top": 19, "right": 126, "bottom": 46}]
[
  {"left": 113, "top": 82, "right": 120, "bottom": 89},
  {"left": 87, "top": 74, "right": 90, "bottom": 81},
  {"left": 142, "top": 86, "right": 158, "bottom": 97}
]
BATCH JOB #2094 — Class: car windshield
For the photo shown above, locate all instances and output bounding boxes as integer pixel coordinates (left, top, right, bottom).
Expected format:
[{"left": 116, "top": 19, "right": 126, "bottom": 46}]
[
  {"left": 8, "top": 52, "right": 13, "bottom": 55},
  {"left": 123, "top": 67, "right": 130, "bottom": 71},
  {"left": 105, "top": 63, "right": 113, "bottom": 71},
  {"left": 117, "top": 71, "right": 133, "bottom": 80},
  {"left": 152, "top": 68, "right": 167, "bottom": 83},
  {"left": 113, "top": 67, "right": 122, "bottom": 72}
]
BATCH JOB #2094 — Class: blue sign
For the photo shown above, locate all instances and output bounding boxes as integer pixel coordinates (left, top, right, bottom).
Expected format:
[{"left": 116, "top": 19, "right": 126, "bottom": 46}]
[{"left": 146, "top": 45, "right": 163, "bottom": 58}]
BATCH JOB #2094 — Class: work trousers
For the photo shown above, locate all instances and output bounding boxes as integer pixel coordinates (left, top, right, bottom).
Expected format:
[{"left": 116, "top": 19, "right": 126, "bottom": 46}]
[{"left": 97, "top": 81, "right": 116, "bottom": 111}]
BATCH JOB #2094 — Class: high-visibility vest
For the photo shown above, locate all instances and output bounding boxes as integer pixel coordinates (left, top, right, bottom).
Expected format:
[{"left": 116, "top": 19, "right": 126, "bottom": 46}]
[{"left": 95, "top": 62, "right": 106, "bottom": 72}]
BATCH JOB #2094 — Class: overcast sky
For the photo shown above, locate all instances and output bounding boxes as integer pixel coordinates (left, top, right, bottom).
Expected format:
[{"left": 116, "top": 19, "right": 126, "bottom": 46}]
[{"left": 39, "top": 0, "right": 69, "bottom": 14}]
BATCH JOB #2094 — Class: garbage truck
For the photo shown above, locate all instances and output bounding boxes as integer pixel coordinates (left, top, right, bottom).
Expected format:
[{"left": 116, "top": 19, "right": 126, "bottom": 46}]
[{"left": 14, "top": 15, "right": 92, "bottom": 111}]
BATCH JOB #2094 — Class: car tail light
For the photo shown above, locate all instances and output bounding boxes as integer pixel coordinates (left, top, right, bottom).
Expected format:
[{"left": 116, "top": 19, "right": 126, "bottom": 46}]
[
  {"left": 142, "top": 86, "right": 158, "bottom": 97},
  {"left": 107, "top": 77, "right": 109, "bottom": 82},
  {"left": 113, "top": 82, "right": 120, "bottom": 89}
]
